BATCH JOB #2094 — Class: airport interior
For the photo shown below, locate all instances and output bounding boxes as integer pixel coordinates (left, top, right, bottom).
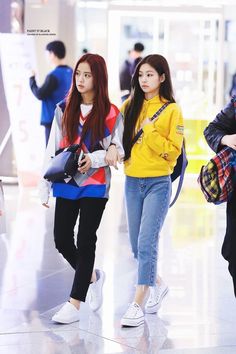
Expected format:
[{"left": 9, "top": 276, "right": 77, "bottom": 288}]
[{"left": 0, "top": 0, "right": 236, "bottom": 353}]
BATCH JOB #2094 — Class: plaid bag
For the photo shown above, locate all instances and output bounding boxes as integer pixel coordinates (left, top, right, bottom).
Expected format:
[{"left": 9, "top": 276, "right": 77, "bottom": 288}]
[{"left": 197, "top": 147, "right": 236, "bottom": 204}]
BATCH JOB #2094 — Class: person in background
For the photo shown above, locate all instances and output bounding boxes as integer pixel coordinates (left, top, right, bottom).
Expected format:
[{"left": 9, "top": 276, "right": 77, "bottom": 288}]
[
  {"left": 229, "top": 72, "right": 236, "bottom": 97},
  {"left": 29, "top": 40, "right": 73, "bottom": 146},
  {"left": 204, "top": 97, "right": 236, "bottom": 298},
  {"left": 39, "top": 53, "right": 124, "bottom": 324},
  {"left": 108, "top": 54, "right": 184, "bottom": 327},
  {"left": 119, "top": 42, "right": 145, "bottom": 102}
]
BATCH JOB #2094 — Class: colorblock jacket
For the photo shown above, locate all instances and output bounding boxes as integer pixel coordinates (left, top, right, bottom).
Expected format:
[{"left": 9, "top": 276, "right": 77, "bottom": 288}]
[{"left": 39, "top": 102, "right": 124, "bottom": 204}]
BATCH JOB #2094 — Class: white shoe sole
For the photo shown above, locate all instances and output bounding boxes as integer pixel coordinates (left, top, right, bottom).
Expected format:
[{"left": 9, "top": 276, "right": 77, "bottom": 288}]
[
  {"left": 52, "top": 314, "right": 80, "bottom": 324},
  {"left": 145, "top": 287, "right": 169, "bottom": 314}
]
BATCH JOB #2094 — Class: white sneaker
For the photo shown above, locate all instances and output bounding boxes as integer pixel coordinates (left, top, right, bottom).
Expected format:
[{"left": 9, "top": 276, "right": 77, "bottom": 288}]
[
  {"left": 52, "top": 302, "right": 80, "bottom": 324},
  {"left": 145, "top": 282, "right": 168, "bottom": 314},
  {"left": 88, "top": 269, "right": 105, "bottom": 312},
  {"left": 121, "top": 302, "right": 145, "bottom": 327}
]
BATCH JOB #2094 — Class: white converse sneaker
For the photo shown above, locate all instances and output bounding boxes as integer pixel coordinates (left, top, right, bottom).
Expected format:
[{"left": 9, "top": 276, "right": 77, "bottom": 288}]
[
  {"left": 52, "top": 302, "right": 80, "bottom": 324},
  {"left": 88, "top": 269, "right": 105, "bottom": 312},
  {"left": 145, "top": 282, "right": 168, "bottom": 314},
  {"left": 121, "top": 302, "right": 144, "bottom": 327}
]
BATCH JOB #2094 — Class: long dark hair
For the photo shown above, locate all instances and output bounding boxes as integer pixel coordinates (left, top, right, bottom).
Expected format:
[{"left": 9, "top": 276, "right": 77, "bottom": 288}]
[
  {"left": 123, "top": 54, "right": 175, "bottom": 160},
  {"left": 62, "top": 53, "right": 111, "bottom": 147}
]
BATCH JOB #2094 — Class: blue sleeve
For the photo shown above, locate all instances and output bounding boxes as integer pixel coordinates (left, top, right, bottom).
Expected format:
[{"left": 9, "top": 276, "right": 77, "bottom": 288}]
[{"left": 29, "top": 73, "right": 58, "bottom": 100}]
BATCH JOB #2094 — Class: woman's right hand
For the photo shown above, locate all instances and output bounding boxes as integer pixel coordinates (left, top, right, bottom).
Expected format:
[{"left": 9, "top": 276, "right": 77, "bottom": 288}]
[
  {"left": 221, "top": 134, "right": 236, "bottom": 150},
  {"left": 105, "top": 145, "right": 122, "bottom": 169}
]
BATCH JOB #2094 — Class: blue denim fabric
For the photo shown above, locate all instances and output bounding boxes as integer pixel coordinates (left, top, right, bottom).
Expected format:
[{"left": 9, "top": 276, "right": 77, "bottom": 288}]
[{"left": 125, "top": 176, "right": 171, "bottom": 286}]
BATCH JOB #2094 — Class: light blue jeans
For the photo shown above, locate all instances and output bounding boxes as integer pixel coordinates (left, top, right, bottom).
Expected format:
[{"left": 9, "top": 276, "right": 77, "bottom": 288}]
[{"left": 125, "top": 176, "right": 171, "bottom": 286}]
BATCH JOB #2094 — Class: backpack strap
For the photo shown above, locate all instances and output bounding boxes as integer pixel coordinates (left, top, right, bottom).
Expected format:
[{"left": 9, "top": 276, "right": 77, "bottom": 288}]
[{"left": 169, "top": 142, "right": 188, "bottom": 207}]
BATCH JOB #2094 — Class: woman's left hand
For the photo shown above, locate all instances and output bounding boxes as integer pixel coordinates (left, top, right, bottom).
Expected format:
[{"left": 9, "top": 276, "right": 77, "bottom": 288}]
[
  {"left": 78, "top": 155, "right": 92, "bottom": 173},
  {"left": 141, "top": 117, "right": 152, "bottom": 129}
]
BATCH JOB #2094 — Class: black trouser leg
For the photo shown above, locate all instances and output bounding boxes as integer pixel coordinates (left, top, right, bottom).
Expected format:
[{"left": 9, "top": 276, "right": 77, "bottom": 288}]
[
  {"left": 54, "top": 197, "right": 80, "bottom": 269},
  {"left": 222, "top": 192, "right": 236, "bottom": 297},
  {"left": 70, "top": 197, "right": 107, "bottom": 301}
]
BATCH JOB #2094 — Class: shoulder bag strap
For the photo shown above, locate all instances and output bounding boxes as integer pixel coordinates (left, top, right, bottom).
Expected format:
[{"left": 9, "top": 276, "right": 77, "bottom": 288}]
[
  {"left": 169, "top": 141, "right": 188, "bottom": 207},
  {"left": 131, "top": 102, "right": 170, "bottom": 147}
]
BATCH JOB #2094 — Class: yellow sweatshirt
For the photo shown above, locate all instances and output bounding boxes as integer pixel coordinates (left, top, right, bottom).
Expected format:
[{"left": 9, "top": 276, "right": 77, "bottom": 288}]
[{"left": 121, "top": 95, "right": 184, "bottom": 177}]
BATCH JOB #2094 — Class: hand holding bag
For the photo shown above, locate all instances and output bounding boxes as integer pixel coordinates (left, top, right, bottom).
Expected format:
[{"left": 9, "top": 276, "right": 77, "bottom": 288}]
[{"left": 43, "top": 144, "right": 84, "bottom": 182}]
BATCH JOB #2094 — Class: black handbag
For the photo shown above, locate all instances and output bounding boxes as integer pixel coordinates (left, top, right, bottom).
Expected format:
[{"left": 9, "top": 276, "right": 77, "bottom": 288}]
[{"left": 44, "top": 144, "right": 83, "bottom": 182}]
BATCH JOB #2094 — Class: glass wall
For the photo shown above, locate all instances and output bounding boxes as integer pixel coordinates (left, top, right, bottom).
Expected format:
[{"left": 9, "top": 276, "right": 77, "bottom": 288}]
[
  {"left": 106, "top": 6, "right": 224, "bottom": 172},
  {"left": 76, "top": 1, "right": 108, "bottom": 58}
]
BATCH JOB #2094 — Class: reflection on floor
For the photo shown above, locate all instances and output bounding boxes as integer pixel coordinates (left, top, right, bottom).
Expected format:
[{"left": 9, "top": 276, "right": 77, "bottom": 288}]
[{"left": 0, "top": 174, "right": 235, "bottom": 354}]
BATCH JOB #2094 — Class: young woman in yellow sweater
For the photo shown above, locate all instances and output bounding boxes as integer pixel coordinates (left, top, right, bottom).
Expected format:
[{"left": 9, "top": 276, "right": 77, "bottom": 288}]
[{"left": 107, "top": 54, "right": 184, "bottom": 327}]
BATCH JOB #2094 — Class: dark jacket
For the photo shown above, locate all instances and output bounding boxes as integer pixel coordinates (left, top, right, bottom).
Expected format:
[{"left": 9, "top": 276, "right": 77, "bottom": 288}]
[
  {"left": 204, "top": 96, "right": 236, "bottom": 297},
  {"left": 132, "top": 56, "right": 142, "bottom": 73},
  {"left": 119, "top": 56, "right": 143, "bottom": 92},
  {"left": 30, "top": 65, "right": 72, "bottom": 126},
  {"left": 119, "top": 60, "right": 132, "bottom": 91},
  {"left": 229, "top": 73, "right": 236, "bottom": 97},
  {"left": 204, "top": 98, "right": 236, "bottom": 153}
]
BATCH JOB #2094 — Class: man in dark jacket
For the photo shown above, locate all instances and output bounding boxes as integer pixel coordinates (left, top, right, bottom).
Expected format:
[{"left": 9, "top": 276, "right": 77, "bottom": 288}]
[
  {"left": 229, "top": 73, "right": 236, "bottom": 97},
  {"left": 29, "top": 40, "right": 72, "bottom": 146},
  {"left": 119, "top": 42, "right": 144, "bottom": 102},
  {"left": 204, "top": 96, "right": 236, "bottom": 297}
]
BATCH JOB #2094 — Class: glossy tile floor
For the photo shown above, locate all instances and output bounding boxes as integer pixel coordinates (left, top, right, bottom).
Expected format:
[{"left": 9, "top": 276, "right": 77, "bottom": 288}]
[{"left": 0, "top": 173, "right": 235, "bottom": 354}]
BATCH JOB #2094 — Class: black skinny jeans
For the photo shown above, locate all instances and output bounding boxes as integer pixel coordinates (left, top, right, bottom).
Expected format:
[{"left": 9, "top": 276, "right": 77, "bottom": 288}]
[{"left": 54, "top": 197, "right": 107, "bottom": 302}]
